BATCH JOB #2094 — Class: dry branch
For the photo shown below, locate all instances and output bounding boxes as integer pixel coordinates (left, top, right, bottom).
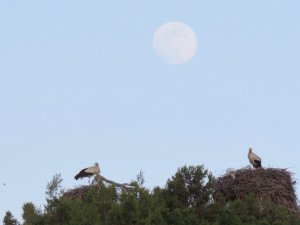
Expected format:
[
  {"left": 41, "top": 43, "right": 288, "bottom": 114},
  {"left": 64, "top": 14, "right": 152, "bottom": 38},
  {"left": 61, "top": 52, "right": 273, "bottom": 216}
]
[{"left": 95, "top": 175, "right": 136, "bottom": 190}]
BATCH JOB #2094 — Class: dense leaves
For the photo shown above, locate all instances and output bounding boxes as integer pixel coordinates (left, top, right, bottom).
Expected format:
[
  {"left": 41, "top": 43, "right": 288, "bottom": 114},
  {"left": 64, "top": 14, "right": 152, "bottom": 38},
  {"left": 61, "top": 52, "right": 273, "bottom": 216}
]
[
  {"left": 3, "top": 211, "right": 19, "bottom": 225},
  {"left": 4, "top": 165, "right": 300, "bottom": 225}
]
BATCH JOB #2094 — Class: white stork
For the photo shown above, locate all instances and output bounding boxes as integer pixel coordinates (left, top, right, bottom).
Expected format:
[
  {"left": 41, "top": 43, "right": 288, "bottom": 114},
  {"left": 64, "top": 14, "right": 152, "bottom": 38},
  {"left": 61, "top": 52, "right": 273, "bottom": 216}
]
[
  {"left": 74, "top": 162, "right": 100, "bottom": 183},
  {"left": 248, "top": 148, "right": 262, "bottom": 169}
]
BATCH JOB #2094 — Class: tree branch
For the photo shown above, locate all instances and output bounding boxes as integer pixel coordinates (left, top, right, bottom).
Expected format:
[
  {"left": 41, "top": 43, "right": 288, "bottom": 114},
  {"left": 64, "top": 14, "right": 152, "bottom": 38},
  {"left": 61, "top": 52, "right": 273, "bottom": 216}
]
[{"left": 95, "top": 175, "right": 137, "bottom": 191}]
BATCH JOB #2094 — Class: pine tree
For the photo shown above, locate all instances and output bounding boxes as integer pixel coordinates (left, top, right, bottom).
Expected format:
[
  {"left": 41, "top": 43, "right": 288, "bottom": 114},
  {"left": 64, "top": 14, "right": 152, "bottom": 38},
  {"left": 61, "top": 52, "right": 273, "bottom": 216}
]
[
  {"left": 3, "top": 211, "right": 19, "bottom": 225},
  {"left": 3, "top": 164, "right": 300, "bottom": 225},
  {"left": 22, "top": 202, "right": 41, "bottom": 225}
]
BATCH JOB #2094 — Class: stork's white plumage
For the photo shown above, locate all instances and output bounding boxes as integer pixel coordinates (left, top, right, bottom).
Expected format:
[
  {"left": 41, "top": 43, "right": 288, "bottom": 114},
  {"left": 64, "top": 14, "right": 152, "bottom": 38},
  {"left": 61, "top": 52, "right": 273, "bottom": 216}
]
[
  {"left": 248, "top": 148, "right": 262, "bottom": 169},
  {"left": 74, "top": 163, "right": 100, "bottom": 181}
]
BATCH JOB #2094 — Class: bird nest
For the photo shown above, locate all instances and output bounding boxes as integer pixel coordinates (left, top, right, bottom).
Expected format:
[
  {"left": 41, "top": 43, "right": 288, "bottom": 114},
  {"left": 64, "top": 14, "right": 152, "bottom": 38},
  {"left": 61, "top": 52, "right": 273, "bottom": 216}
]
[
  {"left": 215, "top": 167, "right": 299, "bottom": 214},
  {"left": 63, "top": 185, "right": 94, "bottom": 199},
  {"left": 63, "top": 175, "right": 137, "bottom": 199}
]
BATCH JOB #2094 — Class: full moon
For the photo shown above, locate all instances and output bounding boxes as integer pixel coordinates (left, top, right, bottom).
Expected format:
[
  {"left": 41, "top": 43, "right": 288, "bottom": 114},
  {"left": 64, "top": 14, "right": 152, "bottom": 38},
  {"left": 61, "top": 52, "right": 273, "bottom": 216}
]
[{"left": 153, "top": 21, "right": 198, "bottom": 64}]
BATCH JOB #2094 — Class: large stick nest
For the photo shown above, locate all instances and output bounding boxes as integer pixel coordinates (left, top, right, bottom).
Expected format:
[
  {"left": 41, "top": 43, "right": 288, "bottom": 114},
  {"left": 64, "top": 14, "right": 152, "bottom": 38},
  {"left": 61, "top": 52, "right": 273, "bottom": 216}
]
[{"left": 215, "top": 167, "right": 299, "bottom": 214}]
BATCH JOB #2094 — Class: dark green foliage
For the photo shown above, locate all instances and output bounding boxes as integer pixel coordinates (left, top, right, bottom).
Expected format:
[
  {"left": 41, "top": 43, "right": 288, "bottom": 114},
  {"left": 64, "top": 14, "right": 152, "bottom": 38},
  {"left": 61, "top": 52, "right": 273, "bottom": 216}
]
[
  {"left": 43, "top": 173, "right": 65, "bottom": 225},
  {"left": 163, "top": 165, "right": 214, "bottom": 209},
  {"left": 3, "top": 211, "right": 19, "bottom": 225},
  {"left": 22, "top": 202, "right": 42, "bottom": 225},
  {"left": 4, "top": 165, "right": 300, "bottom": 225}
]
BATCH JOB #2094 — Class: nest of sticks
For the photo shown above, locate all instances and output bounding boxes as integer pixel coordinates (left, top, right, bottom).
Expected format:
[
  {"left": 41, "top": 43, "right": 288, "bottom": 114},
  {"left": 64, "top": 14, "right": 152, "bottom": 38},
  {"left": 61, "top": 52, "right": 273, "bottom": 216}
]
[
  {"left": 63, "top": 175, "right": 137, "bottom": 199},
  {"left": 215, "top": 167, "right": 299, "bottom": 214},
  {"left": 63, "top": 185, "right": 93, "bottom": 199}
]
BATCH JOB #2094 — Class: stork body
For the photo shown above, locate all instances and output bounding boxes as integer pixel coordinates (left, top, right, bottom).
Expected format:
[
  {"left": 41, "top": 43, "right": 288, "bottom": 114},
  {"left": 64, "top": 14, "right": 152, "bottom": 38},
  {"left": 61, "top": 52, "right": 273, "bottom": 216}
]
[
  {"left": 248, "top": 148, "right": 262, "bottom": 168},
  {"left": 74, "top": 163, "right": 100, "bottom": 183}
]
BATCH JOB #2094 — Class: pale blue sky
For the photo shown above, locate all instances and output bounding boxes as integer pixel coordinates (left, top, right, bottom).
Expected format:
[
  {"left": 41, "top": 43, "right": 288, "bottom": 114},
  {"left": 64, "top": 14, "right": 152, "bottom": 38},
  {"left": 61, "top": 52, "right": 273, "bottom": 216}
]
[{"left": 1, "top": 0, "right": 300, "bottom": 221}]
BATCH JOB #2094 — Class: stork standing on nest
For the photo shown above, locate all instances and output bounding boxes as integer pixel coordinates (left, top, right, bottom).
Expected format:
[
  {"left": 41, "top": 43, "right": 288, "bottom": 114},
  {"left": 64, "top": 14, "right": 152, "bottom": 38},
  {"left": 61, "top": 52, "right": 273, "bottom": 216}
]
[
  {"left": 74, "top": 162, "right": 100, "bottom": 184},
  {"left": 248, "top": 148, "right": 262, "bottom": 169}
]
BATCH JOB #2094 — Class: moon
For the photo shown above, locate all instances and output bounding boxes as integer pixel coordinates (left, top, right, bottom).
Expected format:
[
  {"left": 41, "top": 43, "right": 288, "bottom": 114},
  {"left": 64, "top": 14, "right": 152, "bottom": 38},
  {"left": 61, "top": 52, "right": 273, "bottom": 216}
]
[{"left": 153, "top": 21, "right": 198, "bottom": 64}]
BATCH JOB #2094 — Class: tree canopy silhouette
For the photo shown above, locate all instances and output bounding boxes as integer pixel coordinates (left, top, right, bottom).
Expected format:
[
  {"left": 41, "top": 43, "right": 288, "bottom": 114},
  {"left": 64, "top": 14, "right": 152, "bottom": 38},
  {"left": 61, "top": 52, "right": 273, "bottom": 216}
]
[{"left": 4, "top": 165, "right": 300, "bottom": 225}]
